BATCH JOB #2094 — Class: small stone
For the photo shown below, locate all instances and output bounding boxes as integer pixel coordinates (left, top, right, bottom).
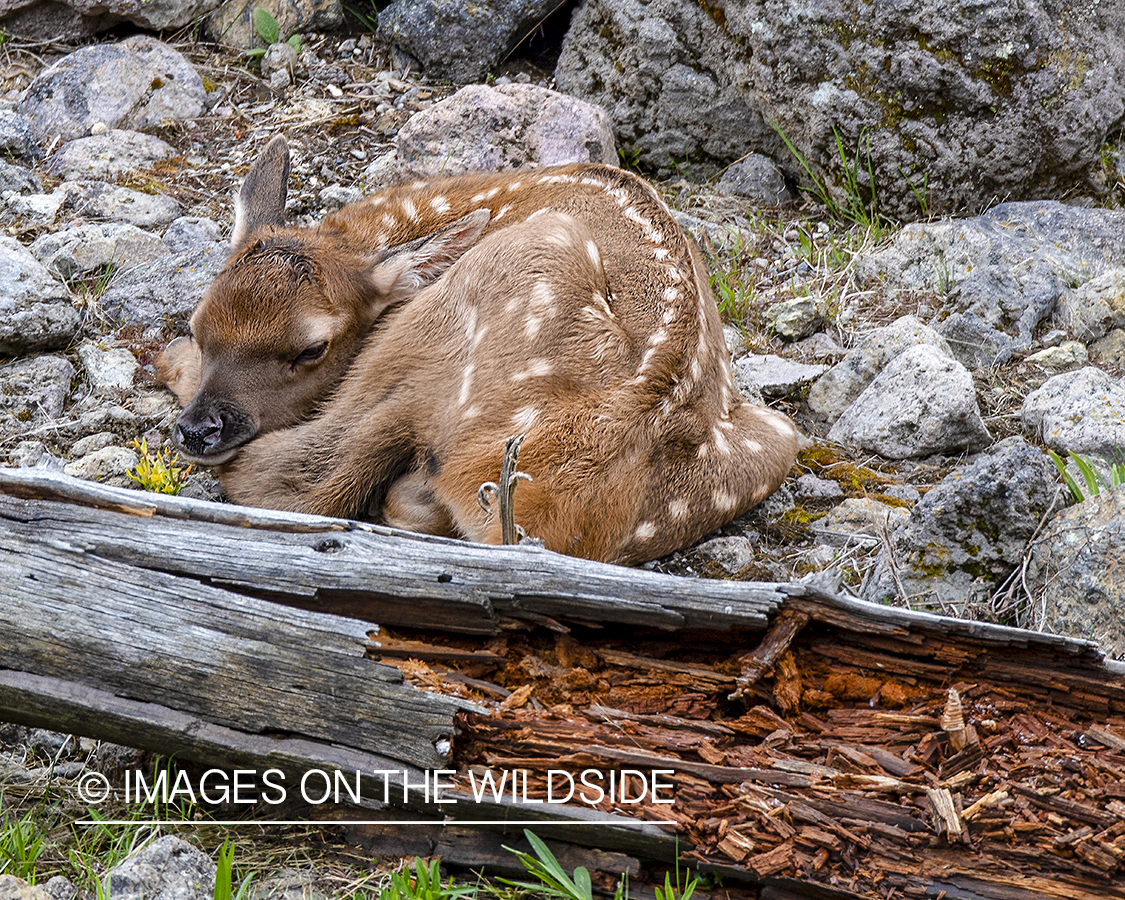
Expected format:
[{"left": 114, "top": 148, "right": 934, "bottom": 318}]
[
  {"left": 63, "top": 446, "right": 140, "bottom": 485},
  {"left": 90, "top": 122, "right": 108, "bottom": 136},
  {"left": 9, "top": 441, "right": 47, "bottom": 467},
  {"left": 768, "top": 295, "right": 824, "bottom": 341},
  {"left": 70, "top": 432, "right": 121, "bottom": 456},
  {"left": 795, "top": 473, "right": 844, "bottom": 499},
  {"left": 808, "top": 315, "right": 953, "bottom": 421},
  {"left": 77, "top": 342, "right": 139, "bottom": 392},
  {"left": 734, "top": 353, "right": 828, "bottom": 399},
  {"left": 1090, "top": 328, "right": 1125, "bottom": 364},
  {"left": 828, "top": 344, "right": 991, "bottom": 459},
  {"left": 717, "top": 153, "right": 793, "bottom": 205},
  {"left": 811, "top": 498, "right": 908, "bottom": 545},
  {"left": 694, "top": 535, "right": 757, "bottom": 574},
  {"left": 1025, "top": 341, "right": 1089, "bottom": 370}
]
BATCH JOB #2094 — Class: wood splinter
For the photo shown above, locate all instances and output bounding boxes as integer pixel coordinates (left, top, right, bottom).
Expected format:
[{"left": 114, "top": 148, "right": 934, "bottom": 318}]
[
  {"left": 730, "top": 609, "right": 810, "bottom": 702},
  {"left": 477, "top": 433, "right": 532, "bottom": 545}
]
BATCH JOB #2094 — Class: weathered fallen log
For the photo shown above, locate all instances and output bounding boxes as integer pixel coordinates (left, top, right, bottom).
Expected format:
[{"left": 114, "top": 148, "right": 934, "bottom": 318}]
[{"left": 2, "top": 466, "right": 1125, "bottom": 900}]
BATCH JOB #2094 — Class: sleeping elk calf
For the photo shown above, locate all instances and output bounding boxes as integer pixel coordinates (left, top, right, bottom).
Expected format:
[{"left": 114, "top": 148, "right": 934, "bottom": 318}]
[{"left": 158, "top": 135, "right": 799, "bottom": 565}]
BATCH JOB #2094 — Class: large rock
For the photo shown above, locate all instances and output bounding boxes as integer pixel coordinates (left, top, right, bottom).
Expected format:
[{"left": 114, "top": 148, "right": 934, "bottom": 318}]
[
  {"left": 0, "top": 237, "right": 81, "bottom": 355},
  {"left": 858, "top": 202, "right": 1125, "bottom": 366},
  {"left": 18, "top": 38, "right": 205, "bottom": 142},
  {"left": 1052, "top": 269, "right": 1125, "bottom": 342},
  {"left": 1, "top": 0, "right": 222, "bottom": 36},
  {"left": 377, "top": 0, "right": 561, "bottom": 82},
  {"left": 808, "top": 315, "right": 952, "bottom": 421},
  {"left": 1022, "top": 367, "right": 1125, "bottom": 464},
  {"left": 48, "top": 131, "right": 176, "bottom": 181},
  {"left": 865, "top": 439, "right": 1058, "bottom": 610},
  {"left": 107, "top": 835, "right": 215, "bottom": 900},
  {"left": 1028, "top": 489, "right": 1125, "bottom": 659},
  {"left": 31, "top": 223, "right": 169, "bottom": 280},
  {"left": 0, "top": 355, "right": 75, "bottom": 424},
  {"left": 100, "top": 229, "right": 227, "bottom": 327},
  {"left": 828, "top": 344, "right": 991, "bottom": 459},
  {"left": 555, "top": 0, "right": 1125, "bottom": 219},
  {"left": 393, "top": 83, "right": 617, "bottom": 178}
]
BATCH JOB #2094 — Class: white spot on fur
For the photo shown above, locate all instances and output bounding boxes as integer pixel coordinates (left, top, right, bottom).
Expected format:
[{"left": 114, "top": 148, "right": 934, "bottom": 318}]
[
  {"left": 381, "top": 213, "right": 397, "bottom": 229},
  {"left": 513, "top": 358, "right": 553, "bottom": 381},
  {"left": 525, "top": 316, "right": 543, "bottom": 340},
  {"left": 662, "top": 306, "right": 676, "bottom": 325},
  {"left": 654, "top": 248, "right": 670, "bottom": 261},
  {"left": 634, "top": 521, "right": 657, "bottom": 541},
  {"left": 506, "top": 181, "right": 523, "bottom": 192},
  {"left": 430, "top": 196, "right": 451, "bottom": 215},
  {"left": 648, "top": 328, "right": 667, "bottom": 347},
  {"left": 696, "top": 442, "right": 709, "bottom": 458},
  {"left": 368, "top": 196, "right": 388, "bottom": 209},
  {"left": 668, "top": 499, "right": 689, "bottom": 520},
  {"left": 743, "top": 437, "right": 763, "bottom": 453},
  {"left": 458, "top": 364, "right": 475, "bottom": 407},
  {"left": 714, "top": 491, "right": 736, "bottom": 513},
  {"left": 511, "top": 406, "right": 540, "bottom": 430},
  {"left": 690, "top": 356, "right": 702, "bottom": 381},
  {"left": 712, "top": 426, "right": 731, "bottom": 456},
  {"left": 401, "top": 198, "right": 418, "bottom": 222},
  {"left": 462, "top": 404, "right": 481, "bottom": 420},
  {"left": 760, "top": 409, "right": 796, "bottom": 437},
  {"left": 494, "top": 204, "right": 513, "bottom": 221},
  {"left": 586, "top": 240, "right": 602, "bottom": 269}
]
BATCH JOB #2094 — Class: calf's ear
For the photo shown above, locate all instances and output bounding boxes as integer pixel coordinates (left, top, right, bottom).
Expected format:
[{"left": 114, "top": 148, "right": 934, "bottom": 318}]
[
  {"left": 231, "top": 134, "right": 291, "bottom": 251},
  {"left": 365, "top": 208, "right": 491, "bottom": 308},
  {"left": 156, "top": 336, "right": 203, "bottom": 405}
]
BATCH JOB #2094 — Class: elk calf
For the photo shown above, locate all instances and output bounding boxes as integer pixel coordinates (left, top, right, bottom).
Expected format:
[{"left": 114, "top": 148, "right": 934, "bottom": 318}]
[{"left": 159, "top": 136, "right": 799, "bottom": 565}]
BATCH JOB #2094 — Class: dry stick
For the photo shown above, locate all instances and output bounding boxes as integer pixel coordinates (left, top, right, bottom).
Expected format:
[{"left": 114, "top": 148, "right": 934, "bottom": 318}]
[{"left": 476, "top": 434, "right": 532, "bottom": 545}]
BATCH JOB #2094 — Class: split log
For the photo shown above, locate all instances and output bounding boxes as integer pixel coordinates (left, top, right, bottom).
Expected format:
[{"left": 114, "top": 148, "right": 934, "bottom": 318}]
[{"left": 3, "top": 467, "right": 1125, "bottom": 900}]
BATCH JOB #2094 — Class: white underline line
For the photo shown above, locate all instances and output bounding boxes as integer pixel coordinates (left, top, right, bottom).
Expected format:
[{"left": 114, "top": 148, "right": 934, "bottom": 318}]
[{"left": 75, "top": 819, "right": 679, "bottom": 827}]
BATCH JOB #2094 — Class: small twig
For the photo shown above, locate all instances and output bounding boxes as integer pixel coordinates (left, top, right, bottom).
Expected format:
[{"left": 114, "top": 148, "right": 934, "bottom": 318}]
[{"left": 476, "top": 434, "right": 532, "bottom": 544}]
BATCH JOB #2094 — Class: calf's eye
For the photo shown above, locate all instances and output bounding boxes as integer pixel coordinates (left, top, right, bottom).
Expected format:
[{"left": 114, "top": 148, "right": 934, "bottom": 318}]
[{"left": 293, "top": 341, "right": 328, "bottom": 366}]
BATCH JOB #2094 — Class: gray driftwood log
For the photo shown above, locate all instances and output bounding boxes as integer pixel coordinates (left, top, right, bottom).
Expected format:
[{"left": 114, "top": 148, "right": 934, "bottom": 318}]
[{"left": 3, "top": 467, "right": 1125, "bottom": 900}]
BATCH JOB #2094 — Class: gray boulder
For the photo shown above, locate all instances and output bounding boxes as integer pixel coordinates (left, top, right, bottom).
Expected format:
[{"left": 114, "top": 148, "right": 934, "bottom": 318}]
[
  {"left": 1028, "top": 488, "right": 1125, "bottom": 658},
  {"left": 0, "top": 355, "right": 75, "bottom": 423},
  {"left": 859, "top": 202, "right": 1125, "bottom": 366},
  {"left": 1052, "top": 269, "right": 1125, "bottom": 342},
  {"left": 100, "top": 232, "right": 227, "bottom": 327},
  {"left": 0, "top": 110, "right": 41, "bottom": 161},
  {"left": 1022, "top": 367, "right": 1125, "bottom": 464},
  {"left": 18, "top": 38, "right": 205, "bottom": 142},
  {"left": 63, "top": 181, "right": 181, "bottom": 229},
  {"left": 0, "top": 160, "right": 42, "bottom": 194},
  {"left": 828, "top": 344, "right": 991, "bottom": 459},
  {"left": 0, "top": 237, "right": 80, "bottom": 355},
  {"left": 394, "top": 83, "right": 617, "bottom": 178},
  {"left": 717, "top": 153, "right": 794, "bottom": 206},
  {"left": 555, "top": 0, "right": 1125, "bottom": 219},
  {"left": 31, "top": 223, "right": 169, "bottom": 280},
  {"left": 733, "top": 353, "right": 827, "bottom": 399},
  {"left": 377, "top": 0, "right": 560, "bottom": 82},
  {"left": 107, "top": 835, "right": 215, "bottom": 900},
  {"left": 48, "top": 131, "right": 176, "bottom": 181},
  {"left": 865, "top": 438, "right": 1058, "bottom": 610},
  {"left": 808, "top": 315, "right": 952, "bottom": 422},
  {"left": 2, "top": 0, "right": 222, "bottom": 36}
]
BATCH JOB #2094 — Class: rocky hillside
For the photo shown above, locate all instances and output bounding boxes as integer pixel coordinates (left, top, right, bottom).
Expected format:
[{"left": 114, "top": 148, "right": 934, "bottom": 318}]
[{"left": 0, "top": 0, "right": 1123, "bottom": 663}]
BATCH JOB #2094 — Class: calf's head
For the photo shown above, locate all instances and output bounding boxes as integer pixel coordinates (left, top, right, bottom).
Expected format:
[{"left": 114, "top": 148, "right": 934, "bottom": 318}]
[{"left": 159, "top": 135, "right": 488, "bottom": 464}]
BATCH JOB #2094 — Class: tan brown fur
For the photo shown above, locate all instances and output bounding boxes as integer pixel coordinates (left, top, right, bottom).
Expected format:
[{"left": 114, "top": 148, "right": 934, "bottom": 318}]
[{"left": 159, "top": 137, "right": 799, "bottom": 565}]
